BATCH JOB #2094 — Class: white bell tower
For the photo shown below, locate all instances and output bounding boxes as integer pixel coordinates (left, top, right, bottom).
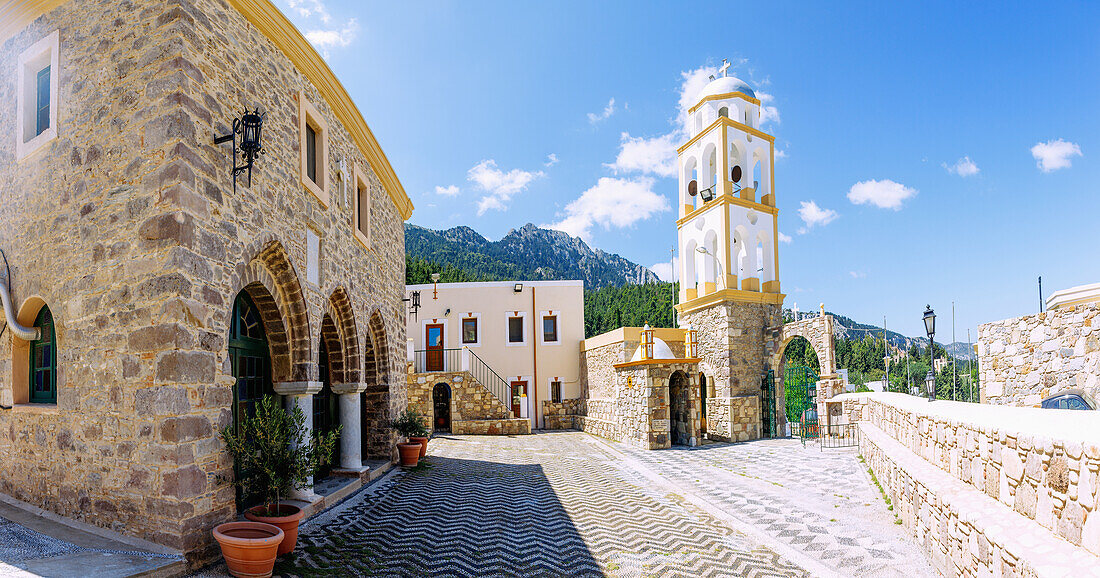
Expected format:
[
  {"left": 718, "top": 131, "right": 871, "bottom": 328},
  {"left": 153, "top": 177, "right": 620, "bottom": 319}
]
[{"left": 675, "top": 64, "right": 782, "bottom": 313}]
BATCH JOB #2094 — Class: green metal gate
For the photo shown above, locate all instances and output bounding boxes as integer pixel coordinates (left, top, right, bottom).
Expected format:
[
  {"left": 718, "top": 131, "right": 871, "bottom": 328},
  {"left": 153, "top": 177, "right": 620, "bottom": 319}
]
[
  {"left": 760, "top": 370, "right": 776, "bottom": 438},
  {"left": 784, "top": 366, "right": 818, "bottom": 441}
]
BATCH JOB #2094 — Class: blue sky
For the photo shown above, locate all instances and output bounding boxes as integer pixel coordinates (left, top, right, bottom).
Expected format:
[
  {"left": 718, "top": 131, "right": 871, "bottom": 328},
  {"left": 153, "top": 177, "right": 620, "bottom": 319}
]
[{"left": 277, "top": 1, "right": 1100, "bottom": 340}]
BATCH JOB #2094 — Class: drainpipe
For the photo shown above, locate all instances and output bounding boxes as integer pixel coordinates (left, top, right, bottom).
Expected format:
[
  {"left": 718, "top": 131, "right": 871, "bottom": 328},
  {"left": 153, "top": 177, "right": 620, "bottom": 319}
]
[
  {"left": 531, "top": 286, "right": 538, "bottom": 430},
  {"left": 0, "top": 250, "right": 38, "bottom": 342}
]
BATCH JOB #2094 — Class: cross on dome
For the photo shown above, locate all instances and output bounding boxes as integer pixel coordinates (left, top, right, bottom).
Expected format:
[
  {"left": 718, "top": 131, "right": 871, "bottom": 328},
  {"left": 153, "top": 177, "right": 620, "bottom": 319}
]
[{"left": 718, "top": 58, "right": 730, "bottom": 78}]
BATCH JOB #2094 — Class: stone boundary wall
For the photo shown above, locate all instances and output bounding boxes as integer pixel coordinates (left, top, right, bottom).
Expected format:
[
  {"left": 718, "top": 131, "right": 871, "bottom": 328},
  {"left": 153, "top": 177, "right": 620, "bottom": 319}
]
[
  {"left": 452, "top": 419, "right": 529, "bottom": 435},
  {"left": 407, "top": 371, "right": 517, "bottom": 434},
  {"left": 841, "top": 392, "right": 1100, "bottom": 566},
  {"left": 978, "top": 302, "right": 1100, "bottom": 406}
]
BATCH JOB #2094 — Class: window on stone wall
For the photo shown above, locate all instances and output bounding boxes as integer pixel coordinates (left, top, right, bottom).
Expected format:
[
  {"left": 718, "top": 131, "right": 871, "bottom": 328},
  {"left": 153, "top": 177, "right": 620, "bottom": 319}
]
[
  {"left": 551, "top": 381, "right": 562, "bottom": 404},
  {"left": 299, "top": 91, "right": 329, "bottom": 206},
  {"left": 29, "top": 306, "right": 56, "bottom": 404},
  {"left": 352, "top": 165, "right": 371, "bottom": 249},
  {"left": 16, "top": 30, "right": 59, "bottom": 160}
]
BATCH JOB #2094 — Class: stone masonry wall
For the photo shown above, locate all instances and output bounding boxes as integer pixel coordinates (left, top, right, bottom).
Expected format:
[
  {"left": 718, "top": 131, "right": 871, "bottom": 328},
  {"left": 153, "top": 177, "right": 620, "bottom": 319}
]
[
  {"left": 842, "top": 393, "right": 1100, "bottom": 565},
  {"left": 978, "top": 302, "right": 1100, "bottom": 406},
  {"left": 681, "top": 300, "right": 780, "bottom": 441},
  {"left": 0, "top": 0, "right": 407, "bottom": 562},
  {"left": 407, "top": 370, "right": 524, "bottom": 435}
]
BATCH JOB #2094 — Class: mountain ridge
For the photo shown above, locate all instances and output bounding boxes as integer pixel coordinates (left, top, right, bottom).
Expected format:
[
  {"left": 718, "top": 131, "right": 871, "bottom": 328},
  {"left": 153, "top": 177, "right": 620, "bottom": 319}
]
[{"left": 405, "top": 223, "right": 660, "bottom": 290}]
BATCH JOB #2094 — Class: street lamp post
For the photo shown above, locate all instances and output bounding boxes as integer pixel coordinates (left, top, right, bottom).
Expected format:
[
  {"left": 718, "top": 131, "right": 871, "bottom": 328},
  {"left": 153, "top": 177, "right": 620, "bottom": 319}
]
[{"left": 923, "top": 305, "right": 937, "bottom": 402}]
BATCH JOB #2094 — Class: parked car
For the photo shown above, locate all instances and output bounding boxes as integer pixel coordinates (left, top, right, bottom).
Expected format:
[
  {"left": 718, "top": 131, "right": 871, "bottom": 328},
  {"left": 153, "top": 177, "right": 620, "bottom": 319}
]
[{"left": 1040, "top": 389, "right": 1097, "bottom": 410}]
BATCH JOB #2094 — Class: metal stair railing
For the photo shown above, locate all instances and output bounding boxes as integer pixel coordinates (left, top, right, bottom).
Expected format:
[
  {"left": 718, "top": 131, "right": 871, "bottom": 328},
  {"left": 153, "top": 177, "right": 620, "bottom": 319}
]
[
  {"left": 464, "top": 348, "right": 511, "bottom": 412},
  {"left": 411, "top": 348, "right": 512, "bottom": 413}
]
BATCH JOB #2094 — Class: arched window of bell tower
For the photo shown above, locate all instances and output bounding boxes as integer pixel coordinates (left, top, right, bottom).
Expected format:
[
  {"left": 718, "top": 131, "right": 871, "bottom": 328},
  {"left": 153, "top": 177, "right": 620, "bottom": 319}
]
[
  {"left": 756, "top": 230, "right": 775, "bottom": 283},
  {"left": 683, "top": 156, "right": 698, "bottom": 209},
  {"left": 718, "top": 106, "right": 728, "bottom": 118},
  {"left": 702, "top": 230, "right": 719, "bottom": 288},
  {"left": 684, "top": 239, "right": 698, "bottom": 295}
]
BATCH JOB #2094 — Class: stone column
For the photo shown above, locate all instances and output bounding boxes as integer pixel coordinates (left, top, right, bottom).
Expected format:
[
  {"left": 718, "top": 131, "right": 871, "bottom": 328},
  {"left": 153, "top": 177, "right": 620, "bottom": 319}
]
[
  {"left": 331, "top": 382, "right": 369, "bottom": 472},
  {"left": 274, "top": 380, "right": 323, "bottom": 501}
]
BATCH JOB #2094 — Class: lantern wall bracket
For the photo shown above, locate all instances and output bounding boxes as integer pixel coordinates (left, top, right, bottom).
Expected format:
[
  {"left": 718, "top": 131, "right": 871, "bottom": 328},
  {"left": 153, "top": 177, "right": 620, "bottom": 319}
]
[{"left": 214, "top": 110, "right": 266, "bottom": 194}]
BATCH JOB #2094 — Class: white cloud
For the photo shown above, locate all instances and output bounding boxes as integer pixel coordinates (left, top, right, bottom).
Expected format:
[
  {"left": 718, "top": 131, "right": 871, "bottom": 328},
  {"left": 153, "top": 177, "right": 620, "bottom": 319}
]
[
  {"left": 757, "top": 91, "right": 781, "bottom": 125},
  {"left": 434, "top": 185, "right": 460, "bottom": 197},
  {"left": 304, "top": 20, "right": 359, "bottom": 57},
  {"left": 1031, "top": 139, "right": 1082, "bottom": 172},
  {"left": 797, "top": 200, "right": 838, "bottom": 233},
  {"left": 944, "top": 156, "right": 979, "bottom": 177},
  {"left": 544, "top": 177, "right": 669, "bottom": 240},
  {"left": 285, "top": 0, "right": 331, "bottom": 23},
  {"left": 605, "top": 132, "right": 678, "bottom": 178},
  {"left": 775, "top": 149, "right": 788, "bottom": 159},
  {"left": 849, "top": 271, "right": 866, "bottom": 279},
  {"left": 544, "top": 153, "right": 559, "bottom": 167},
  {"left": 677, "top": 65, "right": 719, "bottom": 134},
  {"left": 650, "top": 257, "right": 678, "bottom": 282},
  {"left": 778, "top": 232, "right": 792, "bottom": 244},
  {"left": 847, "top": 179, "right": 917, "bottom": 210},
  {"left": 587, "top": 98, "right": 616, "bottom": 124},
  {"left": 467, "top": 160, "right": 544, "bottom": 216}
]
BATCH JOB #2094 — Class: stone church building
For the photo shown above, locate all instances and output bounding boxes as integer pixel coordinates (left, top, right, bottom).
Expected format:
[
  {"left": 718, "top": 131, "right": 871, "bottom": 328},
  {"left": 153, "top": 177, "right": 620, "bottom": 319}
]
[{"left": 0, "top": 0, "right": 412, "bottom": 562}]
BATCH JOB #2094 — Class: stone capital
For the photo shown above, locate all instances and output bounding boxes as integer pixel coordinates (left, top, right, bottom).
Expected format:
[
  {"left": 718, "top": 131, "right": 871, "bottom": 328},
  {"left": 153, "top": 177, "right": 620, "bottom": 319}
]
[
  {"left": 331, "top": 382, "right": 369, "bottom": 395},
  {"left": 273, "top": 381, "right": 323, "bottom": 396}
]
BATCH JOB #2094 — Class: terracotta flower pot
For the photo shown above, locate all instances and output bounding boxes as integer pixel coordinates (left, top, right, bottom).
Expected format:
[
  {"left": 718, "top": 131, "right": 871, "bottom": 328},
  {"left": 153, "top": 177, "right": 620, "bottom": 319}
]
[
  {"left": 409, "top": 436, "right": 428, "bottom": 458},
  {"left": 244, "top": 504, "right": 304, "bottom": 556},
  {"left": 213, "top": 521, "right": 283, "bottom": 578},
  {"left": 398, "top": 442, "right": 421, "bottom": 467}
]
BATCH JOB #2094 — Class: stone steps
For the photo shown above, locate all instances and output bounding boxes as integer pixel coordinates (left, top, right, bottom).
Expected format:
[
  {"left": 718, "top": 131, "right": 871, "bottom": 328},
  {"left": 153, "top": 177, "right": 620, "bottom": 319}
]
[{"left": 859, "top": 420, "right": 1100, "bottom": 577}]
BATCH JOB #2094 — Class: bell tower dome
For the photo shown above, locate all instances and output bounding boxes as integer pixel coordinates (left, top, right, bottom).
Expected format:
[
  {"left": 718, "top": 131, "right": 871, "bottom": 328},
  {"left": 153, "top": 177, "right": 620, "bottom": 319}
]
[{"left": 675, "top": 63, "right": 782, "bottom": 311}]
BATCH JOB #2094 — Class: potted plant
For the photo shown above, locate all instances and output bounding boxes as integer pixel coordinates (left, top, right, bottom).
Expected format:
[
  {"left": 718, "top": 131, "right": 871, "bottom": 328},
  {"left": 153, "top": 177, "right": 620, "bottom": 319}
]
[
  {"left": 211, "top": 521, "right": 283, "bottom": 578},
  {"left": 393, "top": 408, "right": 428, "bottom": 466},
  {"left": 409, "top": 415, "right": 430, "bottom": 458},
  {"left": 219, "top": 395, "right": 340, "bottom": 560}
]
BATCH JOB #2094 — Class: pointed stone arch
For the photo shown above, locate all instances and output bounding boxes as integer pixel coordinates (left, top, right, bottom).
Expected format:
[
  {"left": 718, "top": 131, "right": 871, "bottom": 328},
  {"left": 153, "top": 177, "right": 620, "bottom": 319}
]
[{"left": 227, "top": 236, "right": 313, "bottom": 383}]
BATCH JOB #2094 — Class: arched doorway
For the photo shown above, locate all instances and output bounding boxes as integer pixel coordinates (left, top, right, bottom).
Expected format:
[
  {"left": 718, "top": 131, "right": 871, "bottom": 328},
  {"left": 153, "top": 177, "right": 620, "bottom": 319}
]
[
  {"left": 313, "top": 336, "right": 340, "bottom": 478},
  {"left": 698, "top": 374, "right": 708, "bottom": 435},
  {"left": 669, "top": 371, "right": 692, "bottom": 446},
  {"left": 780, "top": 336, "right": 820, "bottom": 435},
  {"left": 228, "top": 291, "right": 274, "bottom": 508},
  {"left": 432, "top": 383, "right": 451, "bottom": 433}
]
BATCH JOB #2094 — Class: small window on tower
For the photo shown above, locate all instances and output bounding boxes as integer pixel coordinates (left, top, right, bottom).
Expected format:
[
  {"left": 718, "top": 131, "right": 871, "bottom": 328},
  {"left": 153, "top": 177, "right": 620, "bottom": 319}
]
[
  {"left": 16, "top": 30, "right": 59, "bottom": 160},
  {"left": 352, "top": 165, "right": 371, "bottom": 249},
  {"left": 298, "top": 91, "right": 329, "bottom": 206},
  {"left": 718, "top": 106, "right": 728, "bottom": 118}
]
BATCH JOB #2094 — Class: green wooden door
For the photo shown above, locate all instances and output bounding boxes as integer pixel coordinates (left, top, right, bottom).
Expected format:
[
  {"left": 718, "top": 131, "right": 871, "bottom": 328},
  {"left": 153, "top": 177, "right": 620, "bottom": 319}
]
[
  {"left": 228, "top": 292, "right": 273, "bottom": 508},
  {"left": 312, "top": 339, "right": 340, "bottom": 477}
]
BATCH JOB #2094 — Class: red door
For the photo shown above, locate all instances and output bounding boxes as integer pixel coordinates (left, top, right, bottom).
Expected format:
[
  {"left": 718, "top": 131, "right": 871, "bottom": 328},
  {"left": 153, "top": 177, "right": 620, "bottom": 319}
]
[
  {"left": 426, "top": 324, "right": 444, "bottom": 371},
  {"left": 510, "top": 381, "right": 527, "bottom": 418}
]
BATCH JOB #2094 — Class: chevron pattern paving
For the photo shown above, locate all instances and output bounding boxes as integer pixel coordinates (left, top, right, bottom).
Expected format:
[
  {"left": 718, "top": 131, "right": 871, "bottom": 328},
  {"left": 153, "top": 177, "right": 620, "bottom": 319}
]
[{"left": 231, "top": 433, "right": 809, "bottom": 577}]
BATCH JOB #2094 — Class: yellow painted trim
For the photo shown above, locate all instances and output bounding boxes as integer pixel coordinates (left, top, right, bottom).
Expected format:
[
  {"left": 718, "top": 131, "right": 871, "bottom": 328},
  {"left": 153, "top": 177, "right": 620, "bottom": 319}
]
[
  {"left": 675, "top": 288, "right": 785, "bottom": 314},
  {"left": 772, "top": 212, "right": 780, "bottom": 282},
  {"left": 702, "top": 282, "right": 716, "bottom": 295},
  {"left": 685, "top": 287, "right": 697, "bottom": 301},
  {"left": 762, "top": 280, "right": 781, "bottom": 294},
  {"left": 721, "top": 195, "right": 732, "bottom": 284},
  {"left": 614, "top": 358, "right": 702, "bottom": 370},
  {"left": 689, "top": 91, "right": 760, "bottom": 114},
  {"left": 1, "top": 0, "right": 414, "bottom": 220},
  {"left": 676, "top": 194, "right": 777, "bottom": 228},
  {"left": 740, "top": 278, "right": 759, "bottom": 292},
  {"left": 0, "top": 0, "right": 64, "bottom": 43},
  {"left": 678, "top": 117, "right": 774, "bottom": 155}
]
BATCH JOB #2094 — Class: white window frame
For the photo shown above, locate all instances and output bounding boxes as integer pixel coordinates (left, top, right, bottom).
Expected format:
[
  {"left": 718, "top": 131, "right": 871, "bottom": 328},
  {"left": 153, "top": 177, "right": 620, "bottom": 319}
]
[
  {"left": 505, "top": 311, "right": 527, "bottom": 347},
  {"left": 538, "top": 310, "right": 561, "bottom": 346},
  {"left": 460, "top": 312, "right": 481, "bottom": 348},
  {"left": 298, "top": 91, "right": 329, "bottom": 207},
  {"left": 16, "top": 30, "right": 59, "bottom": 161},
  {"left": 352, "top": 163, "right": 371, "bottom": 250}
]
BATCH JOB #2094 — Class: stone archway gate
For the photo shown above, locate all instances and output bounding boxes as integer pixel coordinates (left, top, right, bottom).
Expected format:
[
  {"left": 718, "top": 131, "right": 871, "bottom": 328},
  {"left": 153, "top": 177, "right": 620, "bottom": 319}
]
[{"left": 765, "top": 312, "right": 845, "bottom": 435}]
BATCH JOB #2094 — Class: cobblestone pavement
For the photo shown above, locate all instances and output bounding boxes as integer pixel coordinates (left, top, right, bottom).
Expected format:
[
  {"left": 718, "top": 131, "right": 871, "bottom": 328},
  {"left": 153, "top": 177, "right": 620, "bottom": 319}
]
[{"left": 197, "top": 432, "right": 932, "bottom": 577}]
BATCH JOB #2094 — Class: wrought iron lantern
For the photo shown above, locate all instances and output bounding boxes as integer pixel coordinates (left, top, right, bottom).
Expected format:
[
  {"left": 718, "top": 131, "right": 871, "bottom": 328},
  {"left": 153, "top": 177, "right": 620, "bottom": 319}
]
[
  {"left": 923, "top": 305, "right": 936, "bottom": 339},
  {"left": 214, "top": 109, "right": 266, "bottom": 192},
  {"left": 925, "top": 370, "right": 936, "bottom": 402}
]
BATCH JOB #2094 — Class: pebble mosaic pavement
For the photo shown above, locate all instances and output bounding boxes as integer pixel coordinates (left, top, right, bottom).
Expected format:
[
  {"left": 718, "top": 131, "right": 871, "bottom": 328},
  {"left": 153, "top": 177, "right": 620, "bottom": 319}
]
[{"left": 197, "top": 431, "right": 933, "bottom": 577}]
